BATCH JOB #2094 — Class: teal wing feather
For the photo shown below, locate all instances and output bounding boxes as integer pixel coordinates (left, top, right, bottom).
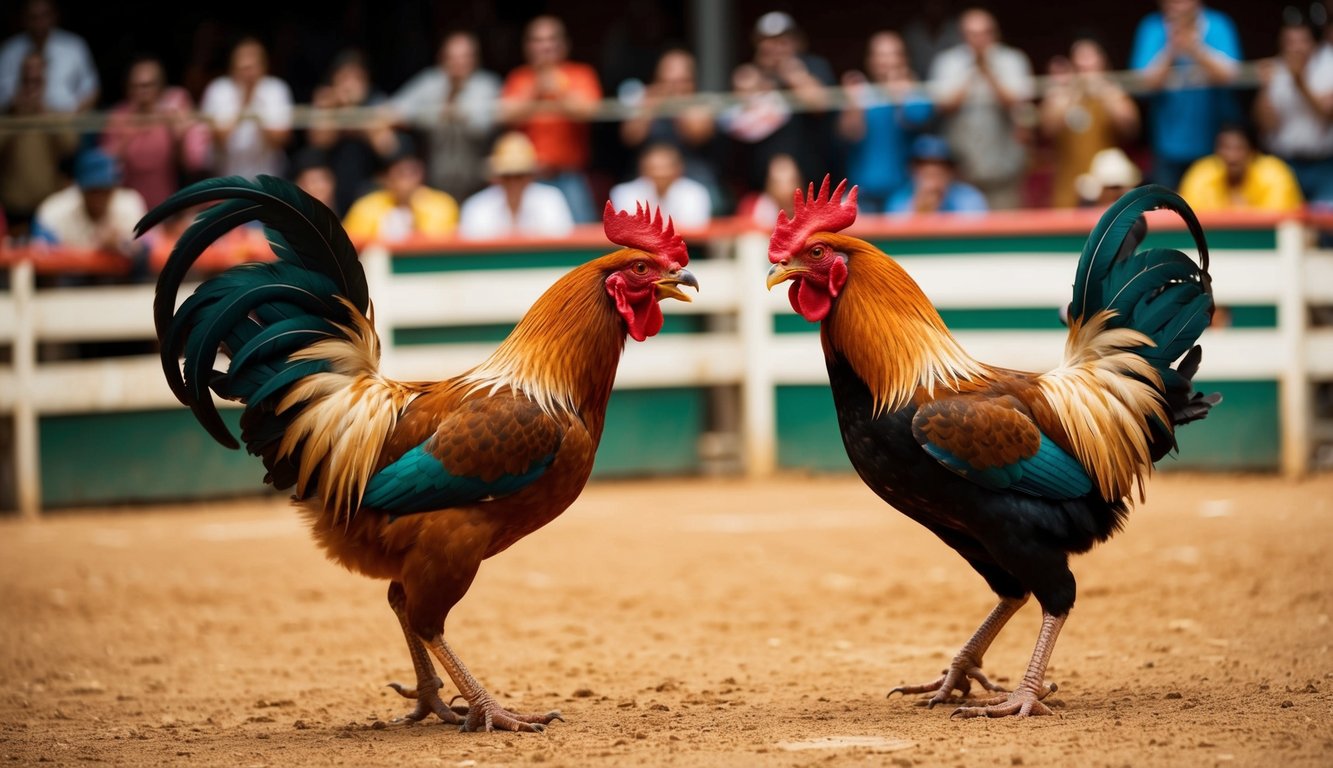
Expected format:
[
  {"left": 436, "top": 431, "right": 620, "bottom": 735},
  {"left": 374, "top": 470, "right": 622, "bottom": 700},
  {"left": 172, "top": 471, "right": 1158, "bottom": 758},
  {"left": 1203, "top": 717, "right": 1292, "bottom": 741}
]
[
  {"left": 363, "top": 396, "right": 565, "bottom": 518},
  {"left": 912, "top": 397, "right": 1093, "bottom": 500}
]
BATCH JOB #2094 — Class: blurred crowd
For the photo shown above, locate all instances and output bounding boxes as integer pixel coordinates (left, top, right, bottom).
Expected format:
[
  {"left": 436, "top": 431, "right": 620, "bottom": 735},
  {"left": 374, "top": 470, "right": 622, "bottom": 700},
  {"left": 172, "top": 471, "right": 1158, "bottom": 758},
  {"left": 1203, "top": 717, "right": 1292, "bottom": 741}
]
[{"left": 0, "top": 0, "right": 1323, "bottom": 281}]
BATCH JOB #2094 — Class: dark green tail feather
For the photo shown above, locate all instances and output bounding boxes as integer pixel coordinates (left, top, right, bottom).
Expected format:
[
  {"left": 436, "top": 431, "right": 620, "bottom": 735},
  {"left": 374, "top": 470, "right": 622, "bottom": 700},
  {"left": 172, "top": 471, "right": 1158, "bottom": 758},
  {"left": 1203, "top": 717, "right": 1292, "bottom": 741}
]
[
  {"left": 1068, "top": 185, "right": 1220, "bottom": 456},
  {"left": 140, "top": 176, "right": 370, "bottom": 490}
]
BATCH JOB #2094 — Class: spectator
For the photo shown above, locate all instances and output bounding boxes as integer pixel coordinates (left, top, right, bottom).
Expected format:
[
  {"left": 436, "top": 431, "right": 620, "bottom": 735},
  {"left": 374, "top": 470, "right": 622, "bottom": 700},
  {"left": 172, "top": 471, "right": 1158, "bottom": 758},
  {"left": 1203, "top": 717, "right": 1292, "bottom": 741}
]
[
  {"left": 928, "top": 7, "right": 1036, "bottom": 210},
  {"left": 390, "top": 31, "right": 502, "bottom": 203},
  {"left": 30, "top": 148, "right": 149, "bottom": 281},
  {"left": 734, "top": 152, "right": 804, "bottom": 229},
  {"left": 1255, "top": 17, "right": 1333, "bottom": 206},
  {"left": 0, "top": 51, "right": 78, "bottom": 237},
  {"left": 99, "top": 55, "right": 210, "bottom": 210},
  {"left": 1130, "top": 0, "right": 1242, "bottom": 189},
  {"left": 886, "top": 133, "right": 989, "bottom": 215},
  {"left": 1179, "top": 123, "right": 1304, "bottom": 212},
  {"left": 749, "top": 11, "right": 839, "bottom": 184},
  {"left": 837, "top": 31, "right": 935, "bottom": 213},
  {"left": 458, "top": 131, "right": 574, "bottom": 240},
  {"left": 610, "top": 142, "right": 712, "bottom": 230},
  {"left": 498, "top": 15, "right": 601, "bottom": 224},
  {"left": 289, "top": 146, "right": 339, "bottom": 214},
  {"left": 342, "top": 134, "right": 459, "bottom": 243},
  {"left": 0, "top": 0, "right": 98, "bottom": 113},
  {"left": 718, "top": 63, "right": 803, "bottom": 196},
  {"left": 305, "top": 48, "right": 398, "bottom": 215},
  {"left": 619, "top": 47, "right": 724, "bottom": 214},
  {"left": 1074, "top": 147, "right": 1144, "bottom": 208},
  {"left": 901, "top": 0, "right": 963, "bottom": 84},
  {"left": 199, "top": 36, "right": 294, "bottom": 179},
  {"left": 1040, "top": 37, "right": 1141, "bottom": 208}
]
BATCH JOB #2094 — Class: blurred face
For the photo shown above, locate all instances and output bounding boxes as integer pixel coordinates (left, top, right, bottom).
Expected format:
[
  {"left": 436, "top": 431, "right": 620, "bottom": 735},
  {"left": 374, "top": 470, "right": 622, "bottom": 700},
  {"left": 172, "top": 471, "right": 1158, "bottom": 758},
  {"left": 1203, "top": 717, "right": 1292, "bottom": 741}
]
[
  {"left": 1070, "top": 40, "right": 1107, "bottom": 74},
  {"left": 296, "top": 167, "right": 336, "bottom": 209},
  {"left": 24, "top": 0, "right": 55, "bottom": 39},
  {"left": 442, "top": 33, "right": 478, "bottom": 81},
  {"left": 865, "top": 32, "right": 908, "bottom": 82},
  {"left": 655, "top": 51, "right": 696, "bottom": 95},
  {"left": 330, "top": 60, "right": 369, "bottom": 104},
  {"left": 1161, "top": 0, "right": 1201, "bottom": 23},
  {"left": 524, "top": 17, "right": 567, "bottom": 67},
  {"left": 960, "top": 10, "right": 998, "bottom": 52},
  {"left": 230, "top": 40, "right": 267, "bottom": 86},
  {"left": 765, "top": 155, "right": 801, "bottom": 197},
  {"left": 641, "top": 147, "right": 683, "bottom": 194},
  {"left": 731, "top": 63, "right": 768, "bottom": 96},
  {"left": 126, "top": 60, "right": 164, "bottom": 108},
  {"left": 81, "top": 187, "right": 113, "bottom": 221},
  {"left": 385, "top": 157, "right": 424, "bottom": 203},
  {"left": 913, "top": 160, "right": 953, "bottom": 197},
  {"left": 1215, "top": 130, "right": 1253, "bottom": 181},
  {"left": 1281, "top": 25, "right": 1316, "bottom": 59},
  {"left": 754, "top": 35, "right": 795, "bottom": 73}
]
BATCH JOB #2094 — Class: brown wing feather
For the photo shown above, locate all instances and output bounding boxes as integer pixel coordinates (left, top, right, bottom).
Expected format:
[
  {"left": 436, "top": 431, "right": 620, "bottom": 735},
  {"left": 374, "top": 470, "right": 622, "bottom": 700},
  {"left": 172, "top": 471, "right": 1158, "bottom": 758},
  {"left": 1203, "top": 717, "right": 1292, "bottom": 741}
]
[
  {"left": 428, "top": 394, "right": 565, "bottom": 481},
  {"left": 912, "top": 394, "right": 1041, "bottom": 469}
]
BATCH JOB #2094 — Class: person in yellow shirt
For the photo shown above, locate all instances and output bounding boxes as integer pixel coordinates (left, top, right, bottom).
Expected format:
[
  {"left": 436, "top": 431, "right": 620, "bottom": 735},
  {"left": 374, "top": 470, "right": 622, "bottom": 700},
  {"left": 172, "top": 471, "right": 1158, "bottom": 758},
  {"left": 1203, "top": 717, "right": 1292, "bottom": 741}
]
[
  {"left": 1177, "top": 123, "right": 1304, "bottom": 212},
  {"left": 342, "top": 133, "right": 459, "bottom": 242}
]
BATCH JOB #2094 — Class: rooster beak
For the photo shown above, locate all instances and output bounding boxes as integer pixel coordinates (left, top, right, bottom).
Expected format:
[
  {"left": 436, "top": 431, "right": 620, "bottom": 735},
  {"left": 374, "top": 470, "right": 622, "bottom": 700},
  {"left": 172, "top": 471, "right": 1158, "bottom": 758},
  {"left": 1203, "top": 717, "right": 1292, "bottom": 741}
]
[
  {"left": 655, "top": 268, "right": 699, "bottom": 302},
  {"left": 767, "top": 262, "right": 804, "bottom": 290}
]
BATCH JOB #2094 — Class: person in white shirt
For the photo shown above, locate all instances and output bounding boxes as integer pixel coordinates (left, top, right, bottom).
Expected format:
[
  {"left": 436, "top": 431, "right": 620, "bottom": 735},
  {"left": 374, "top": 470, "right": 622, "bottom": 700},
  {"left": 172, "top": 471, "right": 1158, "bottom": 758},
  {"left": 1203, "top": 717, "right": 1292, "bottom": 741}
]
[
  {"left": 0, "top": 0, "right": 98, "bottom": 113},
  {"left": 30, "top": 148, "right": 148, "bottom": 281},
  {"left": 928, "top": 8, "right": 1035, "bottom": 210},
  {"left": 390, "top": 31, "right": 502, "bottom": 202},
  {"left": 1255, "top": 18, "right": 1333, "bottom": 205},
  {"left": 199, "top": 36, "right": 294, "bottom": 179},
  {"left": 608, "top": 142, "right": 712, "bottom": 230},
  {"left": 458, "top": 131, "right": 575, "bottom": 240}
]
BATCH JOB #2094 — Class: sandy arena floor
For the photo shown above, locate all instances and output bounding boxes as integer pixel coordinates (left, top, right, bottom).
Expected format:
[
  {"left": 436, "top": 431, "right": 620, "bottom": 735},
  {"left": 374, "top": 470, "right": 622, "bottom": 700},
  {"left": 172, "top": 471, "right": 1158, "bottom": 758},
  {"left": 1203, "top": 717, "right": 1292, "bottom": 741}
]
[{"left": 1, "top": 472, "right": 1331, "bottom": 767}]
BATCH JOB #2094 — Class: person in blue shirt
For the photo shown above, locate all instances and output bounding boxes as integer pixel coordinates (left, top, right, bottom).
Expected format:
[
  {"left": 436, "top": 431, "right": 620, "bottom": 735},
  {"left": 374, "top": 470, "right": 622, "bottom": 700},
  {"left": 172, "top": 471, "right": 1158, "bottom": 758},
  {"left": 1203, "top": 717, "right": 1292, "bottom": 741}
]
[
  {"left": 1130, "top": 0, "right": 1242, "bottom": 189},
  {"left": 838, "top": 31, "right": 935, "bottom": 213},
  {"left": 886, "top": 134, "right": 989, "bottom": 215}
]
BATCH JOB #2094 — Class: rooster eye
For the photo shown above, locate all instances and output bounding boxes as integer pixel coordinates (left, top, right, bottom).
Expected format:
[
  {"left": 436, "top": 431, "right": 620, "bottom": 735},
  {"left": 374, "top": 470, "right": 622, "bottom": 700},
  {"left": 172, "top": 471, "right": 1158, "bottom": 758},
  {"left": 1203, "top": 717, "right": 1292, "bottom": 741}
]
[
  {"left": 811, "top": 245, "right": 825, "bottom": 259},
  {"left": 632, "top": 261, "right": 649, "bottom": 275}
]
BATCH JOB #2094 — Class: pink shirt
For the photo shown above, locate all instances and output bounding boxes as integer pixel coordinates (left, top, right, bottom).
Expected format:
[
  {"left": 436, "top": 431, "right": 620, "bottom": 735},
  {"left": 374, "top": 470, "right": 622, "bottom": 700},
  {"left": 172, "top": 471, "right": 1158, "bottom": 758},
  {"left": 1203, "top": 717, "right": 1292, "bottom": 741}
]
[{"left": 100, "top": 87, "right": 208, "bottom": 209}]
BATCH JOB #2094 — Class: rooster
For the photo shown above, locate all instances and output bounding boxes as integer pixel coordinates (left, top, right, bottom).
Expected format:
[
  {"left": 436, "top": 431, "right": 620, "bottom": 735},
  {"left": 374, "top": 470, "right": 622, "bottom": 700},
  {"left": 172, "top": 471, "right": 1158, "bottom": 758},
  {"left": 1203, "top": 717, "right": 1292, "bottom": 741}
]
[
  {"left": 138, "top": 176, "right": 698, "bottom": 732},
  {"left": 765, "top": 177, "right": 1218, "bottom": 718}
]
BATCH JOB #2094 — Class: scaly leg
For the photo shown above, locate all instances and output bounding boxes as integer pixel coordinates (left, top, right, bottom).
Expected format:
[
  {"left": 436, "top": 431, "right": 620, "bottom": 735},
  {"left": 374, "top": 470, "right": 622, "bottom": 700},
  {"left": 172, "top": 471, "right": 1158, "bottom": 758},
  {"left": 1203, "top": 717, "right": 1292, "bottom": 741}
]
[
  {"left": 889, "top": 595, "right": 1027, "bottom": 707},
  {"left": 385, "top": 583, "right": 465, "bottom": 724},
  {"left": 426, "top": 636, "right": 564, "bottom": 733},
  {"left": 952, "top": 611, "right": 1066, "bottom": 719}
]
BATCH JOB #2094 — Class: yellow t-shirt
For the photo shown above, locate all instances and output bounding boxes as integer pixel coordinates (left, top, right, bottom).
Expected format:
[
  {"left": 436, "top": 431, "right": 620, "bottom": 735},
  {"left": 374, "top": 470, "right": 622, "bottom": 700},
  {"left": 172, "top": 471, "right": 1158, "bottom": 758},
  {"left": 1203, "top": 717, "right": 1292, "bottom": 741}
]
[
  {"left": 342, "top": 187, "right": 459, "bottom": 241},
  {"left": 1177, "top": 154, "right": 1304, "bottom": 213}
]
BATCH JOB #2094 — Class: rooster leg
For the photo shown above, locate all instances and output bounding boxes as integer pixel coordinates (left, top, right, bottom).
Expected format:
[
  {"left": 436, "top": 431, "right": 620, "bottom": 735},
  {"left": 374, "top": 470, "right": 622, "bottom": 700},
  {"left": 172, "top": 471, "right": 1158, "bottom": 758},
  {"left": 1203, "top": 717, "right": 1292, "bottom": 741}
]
[
  {"left": 385, "top": 583, "right": 465, "bottom": 725},
  {"left": 889, "top": 595, "right": 1027, "bottom": 707},
  {"left": 425, "top": 636, "right": 564, "bottom": 733},
  {"left": 952, "top": 611, "right": 1066, "bottom": 719}
]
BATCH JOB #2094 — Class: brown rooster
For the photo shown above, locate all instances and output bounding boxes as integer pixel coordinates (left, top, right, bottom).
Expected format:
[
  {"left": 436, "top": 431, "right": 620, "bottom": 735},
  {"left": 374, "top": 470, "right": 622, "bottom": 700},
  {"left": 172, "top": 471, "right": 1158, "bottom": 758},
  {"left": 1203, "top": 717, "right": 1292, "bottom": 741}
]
[
  {"left": 765, "top": 177, "right": 1218, "bottom": 718},
  {"left": 138, "top": 176, "right": 698, "bottom": 732}
]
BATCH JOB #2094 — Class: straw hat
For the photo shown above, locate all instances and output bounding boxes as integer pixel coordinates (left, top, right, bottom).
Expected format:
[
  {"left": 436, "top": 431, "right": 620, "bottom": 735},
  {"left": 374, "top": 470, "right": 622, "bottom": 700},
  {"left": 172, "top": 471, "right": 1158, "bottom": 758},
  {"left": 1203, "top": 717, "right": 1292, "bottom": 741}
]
[
  {"left": 1075, "top": 148, "right": 1142, "bottom": 203},
  {"left": 488, "top": 131, "right": 538, "bottom": 177}
]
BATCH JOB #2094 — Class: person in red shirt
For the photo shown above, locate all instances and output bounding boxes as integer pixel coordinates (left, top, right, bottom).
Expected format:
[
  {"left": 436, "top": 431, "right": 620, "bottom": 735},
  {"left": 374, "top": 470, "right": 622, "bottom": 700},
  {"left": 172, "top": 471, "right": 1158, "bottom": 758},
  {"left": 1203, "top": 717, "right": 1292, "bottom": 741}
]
[{"left": 498, "top": 15, "right": 601, "bottom": 223}]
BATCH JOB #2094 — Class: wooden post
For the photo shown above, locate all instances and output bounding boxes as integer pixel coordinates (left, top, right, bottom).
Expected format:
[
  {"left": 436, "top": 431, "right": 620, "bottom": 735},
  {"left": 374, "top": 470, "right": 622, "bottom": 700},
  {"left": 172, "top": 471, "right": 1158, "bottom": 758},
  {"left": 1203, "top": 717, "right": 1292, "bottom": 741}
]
[
  {"left": 12, "top": 259, "right": 41, "bottom": 518},
  {"left": 736, "top": 232, "right": 776, "bottom": 477},
  {"left": 1276, "top": 219, "right": 1310, "bottom": 479}
]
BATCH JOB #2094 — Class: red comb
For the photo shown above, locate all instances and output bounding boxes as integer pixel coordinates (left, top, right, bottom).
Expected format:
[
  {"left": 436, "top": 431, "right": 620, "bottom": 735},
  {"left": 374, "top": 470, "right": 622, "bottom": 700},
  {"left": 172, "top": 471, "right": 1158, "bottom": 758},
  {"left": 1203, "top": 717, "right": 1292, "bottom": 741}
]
[
  {"left": 603, "top": 201, "right": 689, "bottom": 266},
  {"left": 768, "top": 175, "right": 859, "bottom": 264}
]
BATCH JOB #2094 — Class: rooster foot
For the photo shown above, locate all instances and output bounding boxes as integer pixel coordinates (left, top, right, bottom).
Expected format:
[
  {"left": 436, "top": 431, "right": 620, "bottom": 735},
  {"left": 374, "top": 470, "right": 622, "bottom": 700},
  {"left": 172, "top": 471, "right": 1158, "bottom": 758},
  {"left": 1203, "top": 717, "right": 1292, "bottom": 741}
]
[
  {"left": 459, "top": 696, "right": 564, "bottom": 733},
  {"left": 888, "top": 661, "right": 1007, "bottom": 708},
  {"left": 387, "top": 676, "right": 466, "bottom": 725},
  {"left": 951, "top": 682, "right": 1058, "bottom": 719}
]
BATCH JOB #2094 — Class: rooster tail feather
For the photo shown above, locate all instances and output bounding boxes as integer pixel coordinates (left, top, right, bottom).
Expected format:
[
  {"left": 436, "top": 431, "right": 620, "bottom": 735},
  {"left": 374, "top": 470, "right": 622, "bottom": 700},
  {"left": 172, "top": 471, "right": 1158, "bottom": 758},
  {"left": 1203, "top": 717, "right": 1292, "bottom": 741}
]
[
  {"left": 145, "top": 176, "right": 388, "bottom": 506},
  {"left": 1060, "top": 185, "right": 1219, "bottom": 469}
]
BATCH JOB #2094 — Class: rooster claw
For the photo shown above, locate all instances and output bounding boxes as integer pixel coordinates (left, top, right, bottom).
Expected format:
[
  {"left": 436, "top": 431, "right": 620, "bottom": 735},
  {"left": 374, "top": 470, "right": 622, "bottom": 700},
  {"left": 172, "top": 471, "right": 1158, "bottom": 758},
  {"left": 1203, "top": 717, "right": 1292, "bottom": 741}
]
[
  {"left": 458, "top": 701, "right": 564, "bottom": 733},
  {"left": 950, "top": 683, "right": 1058, "bottom": 719},
  {"left": 386, "top": 677, "right": 466, "bottom": 724}
]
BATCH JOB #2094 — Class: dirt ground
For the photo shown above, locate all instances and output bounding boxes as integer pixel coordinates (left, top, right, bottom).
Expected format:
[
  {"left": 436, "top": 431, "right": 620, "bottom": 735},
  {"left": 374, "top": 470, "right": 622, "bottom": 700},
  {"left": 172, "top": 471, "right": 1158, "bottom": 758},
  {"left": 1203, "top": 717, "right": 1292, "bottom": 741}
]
[{"left": 1, "top": 472, "right": 1331, "bottom": 768}]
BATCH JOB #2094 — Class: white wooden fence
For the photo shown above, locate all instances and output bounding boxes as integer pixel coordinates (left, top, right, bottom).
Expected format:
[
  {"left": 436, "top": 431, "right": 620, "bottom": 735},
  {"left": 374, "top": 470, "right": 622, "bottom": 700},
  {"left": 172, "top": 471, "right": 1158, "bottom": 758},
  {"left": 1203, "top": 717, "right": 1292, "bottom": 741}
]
[{"left": 3, "top": 219, "right": 1331, "bottom": 518}]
